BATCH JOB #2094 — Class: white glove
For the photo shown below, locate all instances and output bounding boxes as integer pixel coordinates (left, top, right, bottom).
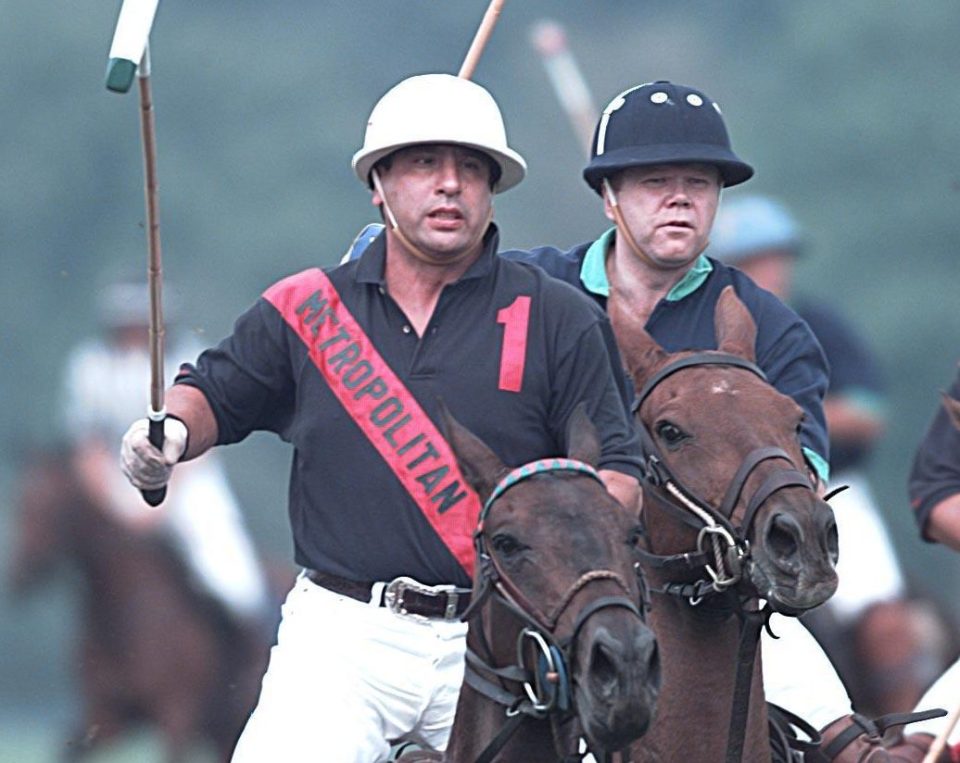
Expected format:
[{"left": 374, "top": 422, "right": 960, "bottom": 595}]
[{"left": 120, "top": 417, "right": 189, "bottom": 490}]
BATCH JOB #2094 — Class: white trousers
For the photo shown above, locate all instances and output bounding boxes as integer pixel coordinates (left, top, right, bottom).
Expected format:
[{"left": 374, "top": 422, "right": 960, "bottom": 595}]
[
  {"left": 825, "top": 470, "right": 906, "bottom": 624},
  {"left": 231, "top": 572, "right": 468, "bottom": 762},
  {"left": 105, "top": 455, "right": 269, "bottom": 621},
  {"left": 164, "top": 459, "right": 269, "bottom": 620},
  {"left": 762, "top": 614, "right": 854, "bottom": 730}
]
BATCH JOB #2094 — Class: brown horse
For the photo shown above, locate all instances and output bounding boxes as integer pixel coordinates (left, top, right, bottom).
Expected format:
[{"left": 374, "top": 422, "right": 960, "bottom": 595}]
[
  {"left": 403, "top": 405, "right": 660, "bottom": 762},
  {"left": 610, "top": 286, "right": 840, "bottom": 763},
  {"left": 7, "top": 447, "right": 270, "bottom": 762}
]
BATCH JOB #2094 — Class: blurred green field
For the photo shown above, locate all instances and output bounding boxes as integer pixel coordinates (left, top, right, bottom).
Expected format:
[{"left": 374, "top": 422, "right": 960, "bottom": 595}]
[{"left": 0, "top": 716, "right": 216, "bottom": 763}]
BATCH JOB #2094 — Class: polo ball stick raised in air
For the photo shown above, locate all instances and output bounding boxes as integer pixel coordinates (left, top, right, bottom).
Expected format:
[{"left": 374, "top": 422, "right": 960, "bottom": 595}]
[
  {"left": 529, "top": 19, "right": 597, "bottom": 156},
  {"left": 105, "top": 0, "right": 168, "bottom": 506},
  {"left": 459, "top": 0, "right": 508, "bottom": 80}
]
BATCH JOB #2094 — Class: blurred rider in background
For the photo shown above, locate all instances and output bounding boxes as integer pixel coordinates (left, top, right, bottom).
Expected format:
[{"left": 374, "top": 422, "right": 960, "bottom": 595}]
[
  {"left": 710, "top": 195, "right": 952, "bottom": 714},
  {"left": 61, "top": 277, "right": 271, "bottom": 629}
]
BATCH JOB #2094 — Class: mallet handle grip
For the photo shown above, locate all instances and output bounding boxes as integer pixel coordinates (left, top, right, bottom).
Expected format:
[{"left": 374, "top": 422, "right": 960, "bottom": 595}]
[{"left": 142, "top": 416, "right": 167, "bottom": 506}]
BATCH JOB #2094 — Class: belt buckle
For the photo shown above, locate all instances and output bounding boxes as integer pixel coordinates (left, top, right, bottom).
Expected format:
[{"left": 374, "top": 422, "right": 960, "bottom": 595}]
[{"left": 384, "top": 576, "right": 458, "bottom": 620}]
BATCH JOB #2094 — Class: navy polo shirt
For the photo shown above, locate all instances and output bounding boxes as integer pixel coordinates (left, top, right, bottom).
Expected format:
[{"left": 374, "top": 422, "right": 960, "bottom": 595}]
[
  {"left": 794, "top": 298, "right": 885, "bottom": 474},
  {"left": 176, "top": 227, "right": 642, "bottom": 588},
  {"left": 502, "top": 227, "right": 831, "bottom": 482},
  {"left": 909, "top": 365, "right": 960, "bottom": 539}
]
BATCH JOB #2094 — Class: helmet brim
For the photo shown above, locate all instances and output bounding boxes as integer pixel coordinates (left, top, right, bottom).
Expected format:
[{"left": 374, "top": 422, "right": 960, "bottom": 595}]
[
  {"left": 352, "top": 141, "right": 527, "bottom": 194},
  {"left": 583, "top": 144, "right": 754, "bottom": 193}
]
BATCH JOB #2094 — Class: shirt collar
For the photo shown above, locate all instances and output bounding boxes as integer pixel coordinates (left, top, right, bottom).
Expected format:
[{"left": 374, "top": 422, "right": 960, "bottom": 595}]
[
  {"left": 354, "top": 224, "right": 501, "bottom": 286},
  {"left": 580, "top": 226, "right": 714, "bottom": 301}
]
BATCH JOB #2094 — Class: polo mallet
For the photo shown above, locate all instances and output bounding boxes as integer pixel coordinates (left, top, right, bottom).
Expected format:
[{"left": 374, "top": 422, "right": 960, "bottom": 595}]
[
  {"left": 529, "top": 19, "right": 597, "bottom": 156},
  {"left": 458, "top": 0, "right": 507, "bottom": 79},
  {"left": 106, "top": 0, "right": 168, "bottom": 506}
]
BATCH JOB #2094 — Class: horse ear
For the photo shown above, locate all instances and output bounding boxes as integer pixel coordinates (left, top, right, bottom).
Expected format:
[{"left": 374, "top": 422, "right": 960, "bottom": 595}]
[
  {"left": 565, "top": 403, "right": 601, "bottom": 467},
  {"left": 607, "top": 294, "right": 668, "bottom": 384},
  {"left": 715, "top": 286, "right": 757, "bottom": 362},
  {"left": 942, "top": 392, "right": 960, "bottom": 431},
  {"left": 436, "top": 399, "right": 507, "bottom": 503}
]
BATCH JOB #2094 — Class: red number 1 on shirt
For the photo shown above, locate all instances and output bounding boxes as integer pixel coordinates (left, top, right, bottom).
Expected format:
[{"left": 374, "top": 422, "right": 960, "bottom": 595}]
[{"left": 496, "top": 296, "right": 531, "bottom": 393}]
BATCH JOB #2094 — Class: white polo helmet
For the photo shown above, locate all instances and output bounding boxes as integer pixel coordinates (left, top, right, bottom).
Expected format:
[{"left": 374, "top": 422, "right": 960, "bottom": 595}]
[{"left": 351, "top": 73, "right": 527, "bottom": 194}]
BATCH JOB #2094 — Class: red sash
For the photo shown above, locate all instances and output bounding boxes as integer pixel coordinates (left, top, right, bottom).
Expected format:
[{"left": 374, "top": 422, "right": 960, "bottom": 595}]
[{"left": 264, "top": 269, "right": 480, "bottom": 576}]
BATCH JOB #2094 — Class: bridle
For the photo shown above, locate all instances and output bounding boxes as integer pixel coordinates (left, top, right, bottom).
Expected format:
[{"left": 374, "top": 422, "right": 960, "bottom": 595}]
[
  {"left": 631, "top": 352, "right": 813, "bottom": 605},
  {"left": 631, "top": 351, "right": 818, "bottom": 763},
  {"left": 461, "top": 457, "right": 647, "bottom": 763}
]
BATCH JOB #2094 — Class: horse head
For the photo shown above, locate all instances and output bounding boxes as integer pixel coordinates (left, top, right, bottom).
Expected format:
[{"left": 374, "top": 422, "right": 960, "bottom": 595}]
[
  {"left": 441, "top": 404, "right": 660, "bottom": 755},
  {"left": 611, "top": 286, "right": 838, "bottom": 615}
]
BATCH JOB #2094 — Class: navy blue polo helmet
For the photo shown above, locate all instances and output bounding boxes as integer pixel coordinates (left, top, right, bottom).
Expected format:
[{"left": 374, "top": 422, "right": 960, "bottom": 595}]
[{"left": 583, "top": 81, "right": 754, "bottom": 194}]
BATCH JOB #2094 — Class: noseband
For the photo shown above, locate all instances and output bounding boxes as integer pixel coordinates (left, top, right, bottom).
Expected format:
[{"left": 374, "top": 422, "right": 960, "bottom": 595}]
[
  {"left": 632, "top": 352, "right": 813, "bottom": 604},
  {"left": 462, "top": 457, "right": 646, "bottom": 763}
]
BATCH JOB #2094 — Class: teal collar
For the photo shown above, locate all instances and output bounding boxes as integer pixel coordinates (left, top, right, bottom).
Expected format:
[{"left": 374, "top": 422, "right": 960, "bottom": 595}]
[{"left": 580, "top": 227, "right": 714, "bottom": 302}]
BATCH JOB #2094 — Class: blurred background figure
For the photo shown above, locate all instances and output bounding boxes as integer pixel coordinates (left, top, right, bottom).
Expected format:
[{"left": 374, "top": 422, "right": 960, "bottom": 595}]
[
  {"left": 6, "top": 276, "right": 276, "bottom": 759},
  {"left": 59, "top": 277, "right": 271, "bottom": 629},
  {"left": 710, "top": 194, "right": 955, "bottom": 715},
  {"left": 904, "top": 366, "right": 960, "bottom": 754}
]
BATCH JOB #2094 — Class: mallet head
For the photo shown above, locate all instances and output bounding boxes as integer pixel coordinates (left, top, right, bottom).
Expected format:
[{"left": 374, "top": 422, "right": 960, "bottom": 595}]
[{"left": 105, "top": 0, "right": 161, "bottom": 93}]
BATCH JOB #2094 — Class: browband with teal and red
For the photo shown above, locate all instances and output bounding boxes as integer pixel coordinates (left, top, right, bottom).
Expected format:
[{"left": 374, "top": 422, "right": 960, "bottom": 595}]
[{"left": 481, "top": 458, "right": 604, "bottom": 519}]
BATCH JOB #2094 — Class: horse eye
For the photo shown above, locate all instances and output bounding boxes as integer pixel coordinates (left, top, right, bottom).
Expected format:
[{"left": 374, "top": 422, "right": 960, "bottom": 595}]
[
  {"left": 656, "top": 421, "right": 687, "bottom": 448},
  {"left": 491, "top": 533, "right": 526, "bottom": 557},
  {"left": 627, "top": 525, "right": 646, "bottom": 548}
]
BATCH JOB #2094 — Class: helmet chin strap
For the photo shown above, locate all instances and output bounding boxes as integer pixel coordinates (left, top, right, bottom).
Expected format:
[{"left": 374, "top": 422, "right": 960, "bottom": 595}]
[
  {"left": 602, "top": 177, "right": 712, "bottom": 271},
  {"left": 602, "top": 177, "right": 659, "bottom": 270},
  {"left": 371, "top": 169, "right": 491, "bottom": 267}
]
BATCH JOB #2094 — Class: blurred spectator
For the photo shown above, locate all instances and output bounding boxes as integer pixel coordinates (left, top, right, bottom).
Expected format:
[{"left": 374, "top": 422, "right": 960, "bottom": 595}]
[
  {"left": 61, "top": 277, "right": 270, "bottom": 627},
  {"left": 905, "top": 368, "right": 960, "bottom": 753},
  {"left": 910, "top": 364, "right": 960, "bottom": 548},
  {"left": 711, "top": 195, "right": 951, "bottom": 714}
]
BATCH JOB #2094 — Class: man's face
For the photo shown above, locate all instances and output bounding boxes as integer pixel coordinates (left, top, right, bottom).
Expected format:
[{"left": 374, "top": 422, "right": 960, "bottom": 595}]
[
  {"left": 733, "top": 250, "right": 795, "bottom": 301},
  {"left": 373, "top": 143, "right": 494, "bottom": 263},
  {"left": 604, "top": 163, "right": 721, "bottom": 270}
]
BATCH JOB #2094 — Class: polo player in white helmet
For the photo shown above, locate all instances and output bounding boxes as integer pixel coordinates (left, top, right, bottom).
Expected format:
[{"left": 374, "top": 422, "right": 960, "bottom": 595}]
[{"left": 121, "top": 72, "right": 645, "bottom": 760}]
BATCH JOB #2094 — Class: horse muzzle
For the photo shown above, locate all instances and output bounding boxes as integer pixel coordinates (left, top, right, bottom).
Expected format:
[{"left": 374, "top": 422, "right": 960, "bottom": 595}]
[
  {"left": 574, "top": 614, "right": 661, "bottom": 750},
  {"left": 752, "top": 499, "right": 839, "bottom": 613}
]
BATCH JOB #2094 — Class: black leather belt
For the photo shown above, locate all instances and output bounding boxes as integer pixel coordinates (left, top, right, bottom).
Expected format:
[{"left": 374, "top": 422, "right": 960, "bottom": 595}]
[{"left": 306, "top": 569, "right": 471, "bottom": 620}]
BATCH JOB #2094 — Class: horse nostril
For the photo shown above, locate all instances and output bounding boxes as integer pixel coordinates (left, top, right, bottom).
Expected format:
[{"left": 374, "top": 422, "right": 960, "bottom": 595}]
[
  {"left": 824, "top": 514, "right": 839, "bottom": 565},
  {"left": 589, "top": 639, "right": 619, "bottom": 698},
  {"left": 766, "top": 512, "right": 802, "bottom": 561},
  {"left": 646, "top": 638, "right": 662, "bottom": 691}
]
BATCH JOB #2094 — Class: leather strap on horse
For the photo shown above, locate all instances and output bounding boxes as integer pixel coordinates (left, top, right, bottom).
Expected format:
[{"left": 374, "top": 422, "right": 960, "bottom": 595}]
[
  {"left": 813, "top": 709, "right": 948, "bottom": 762},
  {"left": 632, "top": 352, "right": 767, "bottom": 413},
  {"left": 263, "top": 269, "right": 480, "bottom": 576},
  {"left": 767, "top": 702, "right": 823, "bottom": 762},
  {"left": 725, "top": 606, "right": 768, "bottom": 763}
]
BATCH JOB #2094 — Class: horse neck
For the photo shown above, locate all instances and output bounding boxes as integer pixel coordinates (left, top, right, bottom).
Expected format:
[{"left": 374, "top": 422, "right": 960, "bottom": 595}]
[
  {"left": 444, "top": 683, "right": 564, "bottom": 762},
  {"left": 630, "top": 485, "right": 772, "bottom": 759},
  {"left": 66, "top": 491, "right": 185, "bottom": 614},
  {"left": 631, "top": 572, "right": 771, "bottom": 763}
]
